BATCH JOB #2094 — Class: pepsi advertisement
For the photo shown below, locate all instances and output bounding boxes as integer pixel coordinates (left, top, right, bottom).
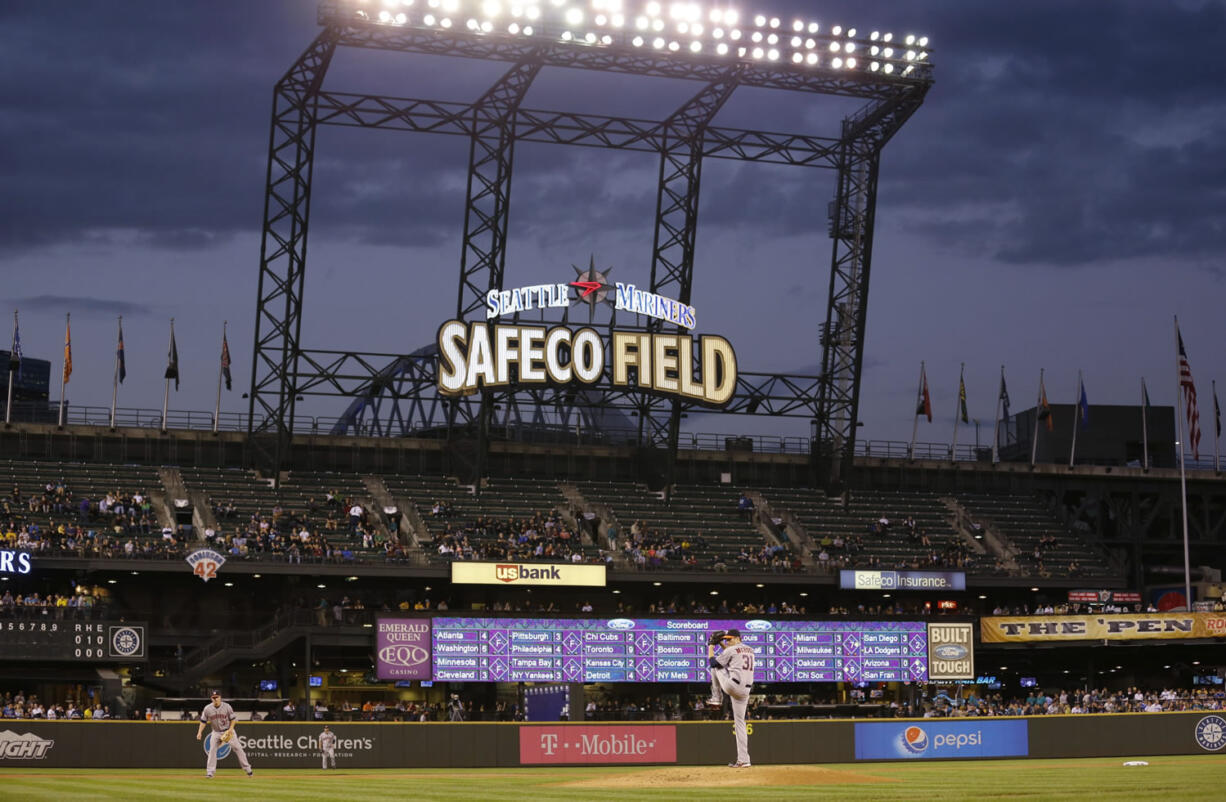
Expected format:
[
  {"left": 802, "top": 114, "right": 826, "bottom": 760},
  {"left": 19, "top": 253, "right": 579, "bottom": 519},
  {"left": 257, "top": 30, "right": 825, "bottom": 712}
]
[{"left": 854, "top": 720, "right": 1029, "bottom": 760}]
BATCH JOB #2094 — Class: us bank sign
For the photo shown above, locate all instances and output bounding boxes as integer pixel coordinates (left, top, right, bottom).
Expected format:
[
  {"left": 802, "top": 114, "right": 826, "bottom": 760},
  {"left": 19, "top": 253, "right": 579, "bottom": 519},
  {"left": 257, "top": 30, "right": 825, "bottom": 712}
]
[
  {"left": 451, "top": 561, "right": 606, "bottom": 587},
  {"left": 436, "top": 274, "right": 736, "bottom": 407}
]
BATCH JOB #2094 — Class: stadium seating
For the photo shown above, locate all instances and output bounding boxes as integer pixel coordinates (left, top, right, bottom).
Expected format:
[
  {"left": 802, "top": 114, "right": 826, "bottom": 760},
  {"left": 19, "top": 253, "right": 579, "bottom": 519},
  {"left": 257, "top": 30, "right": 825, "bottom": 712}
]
[{"left": 957, "top": 494, "right": 1117, "bottom": 579}]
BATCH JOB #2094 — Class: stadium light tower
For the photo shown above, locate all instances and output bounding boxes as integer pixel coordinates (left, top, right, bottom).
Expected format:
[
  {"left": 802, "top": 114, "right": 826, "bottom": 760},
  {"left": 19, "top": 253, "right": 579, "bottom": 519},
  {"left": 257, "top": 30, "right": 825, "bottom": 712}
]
[{"left": 249, "top": 0, "right": 933, "bottom": 490}]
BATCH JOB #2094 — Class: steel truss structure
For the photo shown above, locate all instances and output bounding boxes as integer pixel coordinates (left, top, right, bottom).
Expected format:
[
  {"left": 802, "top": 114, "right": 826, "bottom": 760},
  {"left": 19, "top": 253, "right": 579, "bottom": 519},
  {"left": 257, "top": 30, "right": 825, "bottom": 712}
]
[{"left": 248, "top": 4, "right": 932, "bottom": 487}]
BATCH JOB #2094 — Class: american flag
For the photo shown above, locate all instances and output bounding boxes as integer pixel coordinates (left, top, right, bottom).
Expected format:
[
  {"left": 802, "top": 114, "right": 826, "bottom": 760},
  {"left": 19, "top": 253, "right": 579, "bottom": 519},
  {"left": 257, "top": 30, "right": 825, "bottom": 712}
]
[{"left": 1177, "top": 329, "right": 1200, "bottom": 460}]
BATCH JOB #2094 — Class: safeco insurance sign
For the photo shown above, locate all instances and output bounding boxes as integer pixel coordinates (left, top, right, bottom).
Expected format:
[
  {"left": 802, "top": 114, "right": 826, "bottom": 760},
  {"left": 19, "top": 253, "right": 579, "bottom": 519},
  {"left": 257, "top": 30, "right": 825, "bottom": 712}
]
[{"left": 451, "top": 561, "right": 607, "bottom": 587}]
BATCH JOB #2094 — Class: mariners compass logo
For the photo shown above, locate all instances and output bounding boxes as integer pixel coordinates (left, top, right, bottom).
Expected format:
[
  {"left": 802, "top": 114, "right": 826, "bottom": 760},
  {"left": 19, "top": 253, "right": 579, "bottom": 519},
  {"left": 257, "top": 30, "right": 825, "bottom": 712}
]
[{"left": 569, "top": 255, "right": 614, "bottom": 318}]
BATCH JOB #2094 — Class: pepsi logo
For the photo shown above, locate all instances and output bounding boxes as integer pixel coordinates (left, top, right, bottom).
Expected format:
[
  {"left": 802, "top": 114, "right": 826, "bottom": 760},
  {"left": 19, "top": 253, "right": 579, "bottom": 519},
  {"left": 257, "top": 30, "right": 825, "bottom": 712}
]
[
  {"left": 934, "top": 644, "right": 968, "bottom": 660},
  {"left": 901, "top": 726, "right": 929, "bottom": 754}
]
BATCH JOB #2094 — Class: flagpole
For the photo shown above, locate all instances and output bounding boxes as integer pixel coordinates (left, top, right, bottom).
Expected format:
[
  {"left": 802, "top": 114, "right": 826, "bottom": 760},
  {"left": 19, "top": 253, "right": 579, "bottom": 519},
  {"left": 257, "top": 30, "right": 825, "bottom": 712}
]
[
  {"left": 909, "top": 361, "right": 924, "bottom": 460},
  {"left": 951, "top": 362, "right": 964, "bottom": 462},
  {"left": 214, "top": 321, "right": 226, "bottom": 434},
  {"left": 58, "top": 313, "right": 69, "bottom": 428},
  {"left": 1141, "top": 378, "right": 1150, "bottom": 471},
  {"left": 992, "top": 365, "right": 1004, "bottom": 464},
  {"left": 1068, "top": 370, "right": 1082, "bottom": 469},
  {"left": 162, "top": 318, "right": 173, "bottom": 434},
  {"left": 5, "top": 310, "right": 16, "bottom": 425},
  {"left": 110, "top": 316, "right": 121, "bottom": 429},
  {"left": 1174, "top": 316, "right": 1192, "bottom": 611},
  {"left": 1031, "top": 368, "right": 1043, "bottom": 467}
]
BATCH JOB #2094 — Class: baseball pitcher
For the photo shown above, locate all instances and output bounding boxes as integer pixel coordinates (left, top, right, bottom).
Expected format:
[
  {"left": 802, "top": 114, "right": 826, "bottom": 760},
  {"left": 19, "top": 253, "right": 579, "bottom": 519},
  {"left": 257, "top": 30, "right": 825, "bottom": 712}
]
[
  {"left": 707, "top": 629, "right": 755, "bottom": 768},
  {"left": 319, "top": 724, "right": 337, "bottom": 769},
  {"left": 196, "top": 691, "right": 254, "bottom": 778}
]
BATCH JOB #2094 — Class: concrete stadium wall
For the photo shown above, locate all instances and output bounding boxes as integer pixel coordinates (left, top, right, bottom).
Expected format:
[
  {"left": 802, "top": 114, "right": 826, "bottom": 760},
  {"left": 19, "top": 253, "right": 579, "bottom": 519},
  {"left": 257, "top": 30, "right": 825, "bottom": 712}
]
[{"left": 0, "top": 714, "right": 1220, "bottom": 769}]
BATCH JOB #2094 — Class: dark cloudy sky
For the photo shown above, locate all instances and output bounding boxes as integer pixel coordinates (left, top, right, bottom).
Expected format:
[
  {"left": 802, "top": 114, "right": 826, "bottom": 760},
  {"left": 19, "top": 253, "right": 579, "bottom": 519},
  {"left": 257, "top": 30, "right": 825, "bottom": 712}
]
[{"left": 2, "top": 0, "right": 1224, "bottom": 449}]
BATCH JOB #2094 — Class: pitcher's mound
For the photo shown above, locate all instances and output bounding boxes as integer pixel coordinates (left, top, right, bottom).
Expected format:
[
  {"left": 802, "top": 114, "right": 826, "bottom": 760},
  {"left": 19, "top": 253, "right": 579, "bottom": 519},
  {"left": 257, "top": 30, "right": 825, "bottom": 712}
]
[{"left": 558, "top": 764, "right": 894, "bottom": 789}]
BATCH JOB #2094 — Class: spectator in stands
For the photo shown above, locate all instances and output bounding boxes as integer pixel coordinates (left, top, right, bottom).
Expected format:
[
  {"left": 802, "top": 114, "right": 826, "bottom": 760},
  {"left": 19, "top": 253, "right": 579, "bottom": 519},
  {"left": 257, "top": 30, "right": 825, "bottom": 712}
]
[{"left": 737, "top": 493, "right": 755, "bottom": 521}]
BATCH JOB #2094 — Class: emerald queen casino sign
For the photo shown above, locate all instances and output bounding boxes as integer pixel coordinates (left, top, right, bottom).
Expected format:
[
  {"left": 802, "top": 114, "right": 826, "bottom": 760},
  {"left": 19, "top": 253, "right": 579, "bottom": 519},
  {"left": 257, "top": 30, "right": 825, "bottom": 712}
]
[{"left": 436, "top": 271, "right": 737, "bottom": 406}]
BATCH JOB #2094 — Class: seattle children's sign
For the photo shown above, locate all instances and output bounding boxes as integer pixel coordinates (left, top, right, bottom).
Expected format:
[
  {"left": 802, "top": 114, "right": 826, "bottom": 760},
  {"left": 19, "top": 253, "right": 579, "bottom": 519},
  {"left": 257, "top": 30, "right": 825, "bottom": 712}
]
[{"left": 436, "top": 275, "right": 737, "bottom": 406}]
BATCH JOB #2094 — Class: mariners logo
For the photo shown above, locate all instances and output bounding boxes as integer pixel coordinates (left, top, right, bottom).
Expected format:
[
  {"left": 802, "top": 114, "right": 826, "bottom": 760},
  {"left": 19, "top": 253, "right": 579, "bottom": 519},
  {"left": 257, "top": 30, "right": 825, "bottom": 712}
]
[
  {"left": 1195, "top": 715, "right": 1226, "bottom": 751},
  {"left": 203, "top": 732, "right": 232, "bottom": 760},
  {"left": 110, "top": 625, "right": 144, "bottom": 658},
  {"left": 901, "top": 726, "right": 929, "bottom": 754}
]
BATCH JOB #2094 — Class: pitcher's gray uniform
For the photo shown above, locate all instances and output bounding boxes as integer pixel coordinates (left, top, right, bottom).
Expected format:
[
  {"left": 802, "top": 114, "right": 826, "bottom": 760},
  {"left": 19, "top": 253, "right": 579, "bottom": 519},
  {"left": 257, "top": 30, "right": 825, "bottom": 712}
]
[
  {"left": 708, "top": 630, "right": 755, "bottom": 767},
  {"left": 319, "top": 725, "right": 337, "bottom": 769},
  {"left": 195, "top": 692, "right": 253, "bottom": 777}
]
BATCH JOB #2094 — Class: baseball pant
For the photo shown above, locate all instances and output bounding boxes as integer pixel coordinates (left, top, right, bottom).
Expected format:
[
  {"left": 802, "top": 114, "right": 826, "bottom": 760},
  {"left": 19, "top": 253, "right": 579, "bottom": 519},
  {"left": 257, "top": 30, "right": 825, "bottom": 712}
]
[
  {"left": 710, "top": 670, "right": 750, "bottom": 765},
  {"left": 206, "top": 732, "right": 253, "bottom": 775},
  {"left": 322, "top": 747, "right": 336, "bottom": 769}
]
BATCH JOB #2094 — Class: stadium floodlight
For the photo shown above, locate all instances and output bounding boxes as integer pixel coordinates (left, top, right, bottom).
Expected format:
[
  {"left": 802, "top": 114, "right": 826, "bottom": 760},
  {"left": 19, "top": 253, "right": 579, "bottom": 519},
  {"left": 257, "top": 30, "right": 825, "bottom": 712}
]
[
  {"left": 324, "top": 0, "right": 933, "bottom": 81},
  {"left": 831, "top": 56, "right": 842, "bottom": 68}
]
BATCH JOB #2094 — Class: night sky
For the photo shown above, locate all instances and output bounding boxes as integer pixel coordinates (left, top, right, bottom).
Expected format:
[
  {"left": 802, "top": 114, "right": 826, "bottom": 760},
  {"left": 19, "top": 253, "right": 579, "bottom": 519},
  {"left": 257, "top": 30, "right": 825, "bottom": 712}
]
[{"left": 2, "top": 1, "right": 1224, "bottom": 448}]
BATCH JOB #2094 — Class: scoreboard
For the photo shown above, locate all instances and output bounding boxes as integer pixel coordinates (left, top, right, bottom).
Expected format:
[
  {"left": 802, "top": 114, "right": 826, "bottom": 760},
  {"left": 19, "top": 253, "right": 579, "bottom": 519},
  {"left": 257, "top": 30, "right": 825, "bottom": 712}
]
[
  {"left": 430, "top": 617, "right": 929, "bottom": 683},
  {"left": 0, "top": 620, "right": 147, "bottom": 662}
]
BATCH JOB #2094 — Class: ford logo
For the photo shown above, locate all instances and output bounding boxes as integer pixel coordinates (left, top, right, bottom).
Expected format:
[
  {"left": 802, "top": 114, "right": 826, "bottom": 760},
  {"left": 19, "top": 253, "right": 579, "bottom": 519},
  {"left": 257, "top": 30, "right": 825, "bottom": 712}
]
[
  {"left": 934, "top": 644, "right": 968, "bottom": 660},
  {"left": 744, "top": 619, "right": 773, "bottom": 631},
  {"left": 607, "top": 618, "right": 635, "bottom": 629},
  {"left": 379, "top": 644, "right": 429, "bottom": 667}
]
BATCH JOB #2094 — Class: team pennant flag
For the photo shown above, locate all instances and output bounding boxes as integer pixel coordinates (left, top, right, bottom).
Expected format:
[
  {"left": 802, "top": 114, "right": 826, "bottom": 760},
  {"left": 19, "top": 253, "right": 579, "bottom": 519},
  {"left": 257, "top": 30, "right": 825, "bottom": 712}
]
[
  {"left": 1078, "top": 380, "right": 1089, "bottom": 430},
  {"left": 220, "top": 330, "right": 232, "bottom": 392},
  {"left": 62, "top": 317, "right": 72, "bottom": 384},
  {"left": 1038, "top": 377, "right": 1053, "bottom": 432},
  {"left": 958, "top": 375, "right": 969, "bottom": 424},
  {"left": 8, "top": 311, "right": 20, "bottom": 376},
  {"left": 916, "top": 364, "right": 933, "bottom": 422},
  {"left": 1000, "top": 370, "right": 1011, "bottom": 425},
  {"left": 165, "top": 322, "right": 180, "bottom": 391},
  {"left": 117, "top": 319, "right": 127, "bottom": 384}
]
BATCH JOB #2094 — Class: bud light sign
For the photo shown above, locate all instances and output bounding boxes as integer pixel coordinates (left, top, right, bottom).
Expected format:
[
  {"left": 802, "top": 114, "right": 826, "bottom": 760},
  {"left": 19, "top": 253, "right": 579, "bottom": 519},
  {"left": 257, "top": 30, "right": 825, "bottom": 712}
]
[
  {"left": 375, "top": 618, "right": 432, "bottom": 681},
  {"left": 854, "top": 720, "right": 1028, "bottom": 760},
  {"left": 519, "top": 725, "right": 677, "bottom": 765}
]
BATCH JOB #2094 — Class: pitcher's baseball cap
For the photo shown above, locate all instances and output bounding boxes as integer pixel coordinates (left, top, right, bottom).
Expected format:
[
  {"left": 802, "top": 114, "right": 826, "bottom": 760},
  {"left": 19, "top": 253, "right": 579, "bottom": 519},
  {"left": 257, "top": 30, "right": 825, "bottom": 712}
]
[
  {"left": 724, "top": 629, "right": 741, "bottom": 639},
  {"left": 209, "top": 690, "right": 221, "bottom": 698}
]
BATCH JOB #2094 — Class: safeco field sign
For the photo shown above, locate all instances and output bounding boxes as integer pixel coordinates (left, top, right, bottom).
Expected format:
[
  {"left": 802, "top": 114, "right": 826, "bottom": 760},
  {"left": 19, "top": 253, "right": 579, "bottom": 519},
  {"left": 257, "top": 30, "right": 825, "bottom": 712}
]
[{"left": 451, "top": 561, "right": 606, "bottom": 587}]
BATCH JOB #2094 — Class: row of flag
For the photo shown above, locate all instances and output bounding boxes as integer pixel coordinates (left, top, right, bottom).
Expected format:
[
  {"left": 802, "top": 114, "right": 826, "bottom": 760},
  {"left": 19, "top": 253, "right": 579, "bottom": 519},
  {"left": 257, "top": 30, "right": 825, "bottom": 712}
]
[
  {"left": 911, "top": 319, "right": 1221, "bottom": 462},
  {"left": 8, "top": 311, "right": 233, "bottom": 393}
]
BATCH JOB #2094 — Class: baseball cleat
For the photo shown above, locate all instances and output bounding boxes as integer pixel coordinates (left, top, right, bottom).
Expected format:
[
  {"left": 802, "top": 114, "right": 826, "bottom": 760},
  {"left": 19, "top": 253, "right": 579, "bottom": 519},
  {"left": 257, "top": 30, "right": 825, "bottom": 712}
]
[
  {"left": 246, "top": 770, "right": 254, "bottom": 777},
  {"left": 727, "top": 762, "right": 752, "bottom": 768}
]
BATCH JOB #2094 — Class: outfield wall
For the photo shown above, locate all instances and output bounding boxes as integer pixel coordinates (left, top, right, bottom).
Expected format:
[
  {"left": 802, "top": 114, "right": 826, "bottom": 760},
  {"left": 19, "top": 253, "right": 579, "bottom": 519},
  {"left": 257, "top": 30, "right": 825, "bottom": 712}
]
[{"left": 1, "top": 714, "right": 1222, "bottom": 768}]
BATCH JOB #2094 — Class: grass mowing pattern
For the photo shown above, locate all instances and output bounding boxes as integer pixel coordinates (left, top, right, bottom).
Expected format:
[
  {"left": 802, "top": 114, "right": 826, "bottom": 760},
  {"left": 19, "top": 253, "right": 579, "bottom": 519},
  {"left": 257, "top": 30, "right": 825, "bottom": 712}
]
[{"left": 2, "top": 756, "right": 1225, "bottom": 801}]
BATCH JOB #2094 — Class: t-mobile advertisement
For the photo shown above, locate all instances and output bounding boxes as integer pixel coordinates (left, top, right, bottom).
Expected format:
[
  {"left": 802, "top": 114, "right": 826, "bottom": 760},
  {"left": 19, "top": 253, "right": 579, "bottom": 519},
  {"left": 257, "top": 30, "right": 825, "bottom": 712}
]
[
  {"left": 375, "top": 618, "right": 432, "bottom": 680},
  {"left": 519, "top": 725, "right": 677, "bottom": 765}
]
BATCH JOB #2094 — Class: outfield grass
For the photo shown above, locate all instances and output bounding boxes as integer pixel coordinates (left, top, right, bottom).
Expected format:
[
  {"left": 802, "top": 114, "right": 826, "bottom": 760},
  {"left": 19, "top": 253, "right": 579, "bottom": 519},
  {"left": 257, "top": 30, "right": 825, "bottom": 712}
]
[{"left": 1, "top": 756, "right": 1224, "bottom": 801}]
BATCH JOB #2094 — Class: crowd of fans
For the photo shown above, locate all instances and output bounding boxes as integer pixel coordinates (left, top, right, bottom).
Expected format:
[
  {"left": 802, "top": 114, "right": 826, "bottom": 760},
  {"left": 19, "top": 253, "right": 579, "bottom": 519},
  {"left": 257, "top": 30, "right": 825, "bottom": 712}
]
[
  {"left": 0, "top": 583, "right": 111, "bottom": 618},
  {"left": 905, "top": 687, "right": 1226, "bottom": 717},
  {"left": 429, "top": 510, "right": 605, "bottom": 565}
]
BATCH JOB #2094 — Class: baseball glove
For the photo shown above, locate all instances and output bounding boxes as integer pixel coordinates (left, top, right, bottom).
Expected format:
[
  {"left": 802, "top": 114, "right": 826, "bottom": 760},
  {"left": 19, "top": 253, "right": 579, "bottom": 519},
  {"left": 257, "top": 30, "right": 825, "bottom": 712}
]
[
  {"left": 220, "top": 730, "right": 233, "bottom": 744},
  {"left": 708, "top": 630, "right": 726, "bottom": 646}
]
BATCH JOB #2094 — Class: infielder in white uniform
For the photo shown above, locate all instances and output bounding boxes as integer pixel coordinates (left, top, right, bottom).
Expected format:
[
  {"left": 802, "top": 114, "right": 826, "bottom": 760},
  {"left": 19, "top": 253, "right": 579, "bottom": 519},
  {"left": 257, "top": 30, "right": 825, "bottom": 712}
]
[
  {"left": 319, "top": 724, "right": 337, "bottom": 769},
  {"left": 196, "top": 691, "right": 254, "bottom": 778},
  {"left": 707, "top": 629, "right": 755, "bottom": 768}
]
